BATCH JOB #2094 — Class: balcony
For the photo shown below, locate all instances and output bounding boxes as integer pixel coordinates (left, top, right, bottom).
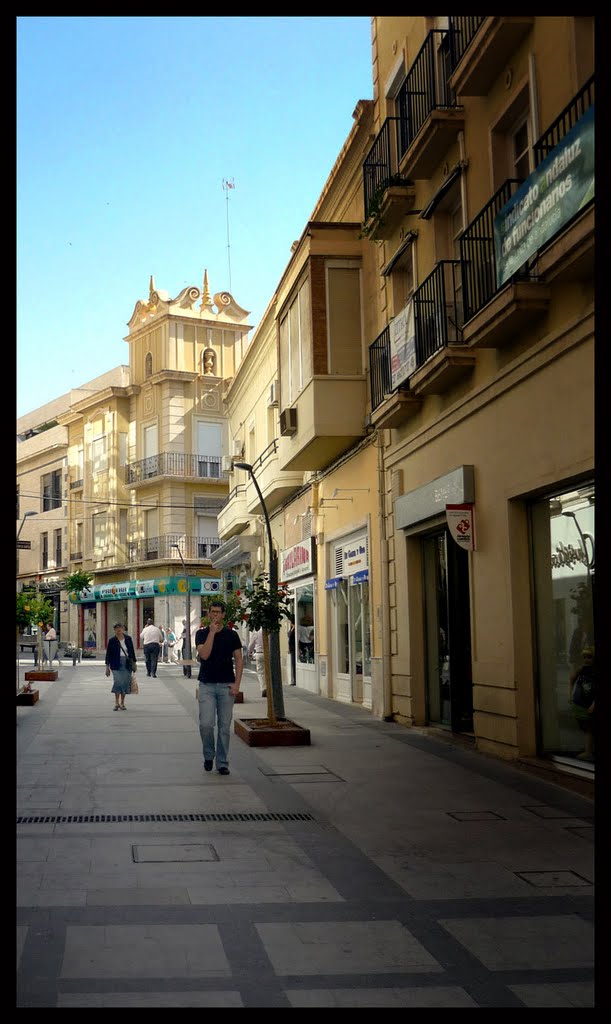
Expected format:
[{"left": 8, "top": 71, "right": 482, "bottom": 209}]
[
  {"left": 448, "top": 16, "right": 534, "bottom": 97},
  {"left": 396, "top": 30, "right": 464, "bottom": 180},
  {"left": 367, "top": 261, "right": 474, "bottom": 409},
  {"left": 369, "top": 325, "right": 422, "bottom": 429},
  {"left": 362, "top": 118, "right": 416, "bottom": 240},
  {"left": 127, "top": 534, "right": 220, "bottom": 565},
  {"left": 125, "top": 452, "right": 224, "bottom": 486},
  {"left": 217, "top": 485, "right": 249, "bottom": 541},
  {"left": 69, "top": 477, "right": 84, "bottom": 491},
  {"left": 69, "top": 551, "right": 83, "bottom": 561},
  {"left": 278, "top": 375, "right": 367, "bottom": 472},
  {"left": 243, "top": 440, "right": 303, "bottom": 515}
]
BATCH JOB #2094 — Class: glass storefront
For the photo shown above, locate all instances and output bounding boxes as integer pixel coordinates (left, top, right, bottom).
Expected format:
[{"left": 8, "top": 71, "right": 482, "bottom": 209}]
[{"left": 532, "top": 482, "right": 595, "bottom": 770}]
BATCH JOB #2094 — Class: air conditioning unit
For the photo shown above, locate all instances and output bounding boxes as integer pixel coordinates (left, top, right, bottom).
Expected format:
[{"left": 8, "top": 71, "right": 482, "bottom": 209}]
[
  {"left": 232, "top": 438, "right": 243, "bottom": 456},
  {"left": 268, "top": 380, "right": 278, "bottom": 407},
  {"left": 280, "top": 407, "right": 297, "bottom": 436},
  {"left": 221, "top": 455, "right": 233, "bottom": 473}
]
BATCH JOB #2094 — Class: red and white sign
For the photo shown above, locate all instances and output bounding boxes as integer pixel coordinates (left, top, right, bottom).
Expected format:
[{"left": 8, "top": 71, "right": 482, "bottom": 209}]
[{"left": 446, "top": 503, "right": 475, "bottom": 551}]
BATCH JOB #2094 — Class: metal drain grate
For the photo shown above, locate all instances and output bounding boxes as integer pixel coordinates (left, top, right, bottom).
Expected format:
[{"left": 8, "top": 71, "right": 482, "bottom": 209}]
[{"left": 16, "top": 811, "right": 315, "bottom": 824}]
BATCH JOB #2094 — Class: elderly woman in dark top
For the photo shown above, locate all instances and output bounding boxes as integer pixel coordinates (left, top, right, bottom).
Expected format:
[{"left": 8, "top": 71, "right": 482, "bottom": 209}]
[{"left": 105, "top": 622, "right": 137, "bottom": 710}]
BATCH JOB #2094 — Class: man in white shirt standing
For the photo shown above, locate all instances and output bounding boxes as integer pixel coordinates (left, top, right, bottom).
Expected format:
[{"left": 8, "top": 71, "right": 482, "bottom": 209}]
[{"left": 139, "top": 618, "right": 163, "bottom": 677}]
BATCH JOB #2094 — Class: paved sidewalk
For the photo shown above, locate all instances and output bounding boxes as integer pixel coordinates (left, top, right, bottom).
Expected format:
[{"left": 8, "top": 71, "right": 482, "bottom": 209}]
[{"left": 16, "top": 659, "right": 595, "bottom": 1008}]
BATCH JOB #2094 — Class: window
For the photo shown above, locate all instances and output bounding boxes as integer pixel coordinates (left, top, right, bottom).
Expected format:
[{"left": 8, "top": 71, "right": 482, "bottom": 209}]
[
  {"left": 490, "top": 85, "right": 531, "bottom": 191},
  {"left": 145, "top": 507, "right": 159, "bottom": 560},
  {"left": 197, "top": 514, "right": 219, "bottom": 557},
  {"left": 91, "top": 436, "right": 107, "bottom": 474},
  {"left": 54, "top": 529, "right": 62, "bottom": 568},
  {"left": 279, "top": 276, "right": 312, "bottom": 407},
  {"left": 42, "top": 532, "right": 48, "bottom": 569},
  {"left": 511, "top": 115, "right": 531, "bottom": 181},
  {"left": 327, "top": 263, "right": 363, "bottom": 375},
  {"left": 92, "top": 513, "right": 109, "bottom": 553},
  {"left": 42, "top": 470, "right": 62, "bottom": 511},
  {"left": 197, "top": 422, "right": 222, "bottom": 477}
]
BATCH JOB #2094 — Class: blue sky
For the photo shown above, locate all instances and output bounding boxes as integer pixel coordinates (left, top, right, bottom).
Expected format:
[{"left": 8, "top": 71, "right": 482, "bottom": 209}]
[{"left": 17, "top": 16, "right": 372, "bottom": 418}]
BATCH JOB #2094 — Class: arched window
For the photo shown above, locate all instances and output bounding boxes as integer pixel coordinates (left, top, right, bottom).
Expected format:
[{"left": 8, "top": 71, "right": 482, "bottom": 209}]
[
  {"left": 145, "top": 352, "right": 153, "bottom": 378},
  {"left": 203, "top": 348, "right": 215, "bottom": 375}
]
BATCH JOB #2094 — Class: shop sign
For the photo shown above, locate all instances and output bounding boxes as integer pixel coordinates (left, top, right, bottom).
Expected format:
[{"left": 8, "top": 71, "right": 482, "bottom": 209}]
[
  {"left": 69, "top": 575, "right": 222, "bottom": 603},
  {"left": 325, "top": 577, "right": 344, "bottom": 590},
  {"left": 281, "top": 538, "right": 314, "bottom": 581},
  {"left": 446, "top": 503, "right": 475, "bottom": 550},
  {"left": 341, "top": 537, "right": 368, "bottom": 576},
  {"left": 99, "top": 581, "right": 132, "bottom": 600},
  {"left": 350, "top": 569, "right": 369, "bottom": 585},
  {"left": 494, "top": 105, "right": 594, "bottom": 287}
]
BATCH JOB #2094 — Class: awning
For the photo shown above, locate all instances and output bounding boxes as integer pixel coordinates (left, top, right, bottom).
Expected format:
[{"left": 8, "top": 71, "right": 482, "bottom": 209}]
[
  {"left": 419, "top": 162, "right": 465, "bottom": 221},
  {"left": 381, "top": 232, "right": 418, "bottom": 277}
]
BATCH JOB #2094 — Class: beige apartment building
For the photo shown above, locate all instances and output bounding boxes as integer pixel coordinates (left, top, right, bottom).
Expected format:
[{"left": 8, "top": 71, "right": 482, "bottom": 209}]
[
  {"left": 17, "top": 274, "right": 250, "bottom": 655},
  {"left": 215, "top": 16, "right": 595, "bottom": 783},
  {"left": 17, "top": 17, "right": 594, "bottom": 785}
]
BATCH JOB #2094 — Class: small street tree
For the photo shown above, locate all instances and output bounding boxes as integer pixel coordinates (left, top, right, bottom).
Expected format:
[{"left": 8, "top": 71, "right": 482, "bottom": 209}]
[
  {"left": 238, "top": 572, "right": 292, "bottom": 725},
  {"left": 62, "top": 570, "right": 93, "bottom": 600},
  {"left": 16, "top": 591, "right": 55, "bottom": 671}
]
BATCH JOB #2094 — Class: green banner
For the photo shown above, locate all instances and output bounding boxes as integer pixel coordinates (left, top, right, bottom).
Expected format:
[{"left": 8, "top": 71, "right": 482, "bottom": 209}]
[
  {"left": 69, "top": 576, "right": 222, "bottom": 604},
  {"left": 494, "top": 104, "right": 594, "bottom": 287}
]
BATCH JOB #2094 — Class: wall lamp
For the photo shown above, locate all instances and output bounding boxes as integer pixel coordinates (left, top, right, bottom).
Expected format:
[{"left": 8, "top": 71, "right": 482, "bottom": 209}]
[{"left": 17, "top": 510, "right": 37, "bottom": 539}]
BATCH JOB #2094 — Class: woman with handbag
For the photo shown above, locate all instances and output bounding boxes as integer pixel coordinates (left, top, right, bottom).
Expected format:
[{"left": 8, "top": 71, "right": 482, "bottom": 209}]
[{"left": 105, "top": 622, "right": 137, "bottom": 710}]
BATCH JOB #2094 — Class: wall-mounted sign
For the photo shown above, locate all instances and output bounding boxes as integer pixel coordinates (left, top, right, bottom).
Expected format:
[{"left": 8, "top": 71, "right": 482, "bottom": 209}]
[
  {"left": 325, "top": 577, "right": 345, "bottom": 590},
  {"left": 351, "top": 569, "right": 369, "bottom": 585},
  {"left": 281, "top": 538, "right": 314, "bottom": 581},
  {"left": 494, "top": 104, "right": 594, "bottom": 288},
  {"left": 446, "top": 503, "right": 475, "bottom": 551},
  {"left": 341, "top": 537, "right": 368, "bottom": 577},
  {"left": 69, "top": 576, "right": 222, "bottom": 603}
]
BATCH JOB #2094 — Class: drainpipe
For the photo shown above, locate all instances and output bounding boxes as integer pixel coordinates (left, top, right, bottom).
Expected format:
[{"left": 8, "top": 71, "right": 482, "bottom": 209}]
[{"left": 377, "top": 430, "right": 393, "bottom": 720}]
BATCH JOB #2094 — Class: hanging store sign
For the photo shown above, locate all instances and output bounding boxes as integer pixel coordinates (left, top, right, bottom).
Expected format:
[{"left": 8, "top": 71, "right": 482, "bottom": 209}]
[
  {"left": 351, "top": 569, "right": 369, "bottom": 585},
  {"left": 389, "top": 298, "right": 416, "bottom": 390},
  {"left": 494, "top": 104, "right": 594, "bottom": 287},
  {"left": 446, "top": 503, "right": 475, "bottom": 551},
  {"left": 325, "top": 577, "right": 345, "bottom": 590},
  {"left": 340, "top": 536, "right": 368, "bottom": 577}
]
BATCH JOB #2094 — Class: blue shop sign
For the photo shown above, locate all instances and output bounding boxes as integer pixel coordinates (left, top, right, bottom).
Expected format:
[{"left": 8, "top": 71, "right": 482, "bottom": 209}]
[
  {"left": 325, "top": 577, "right": 345, "bottom": 590},
  {"left": 351, "top": 570, "right": 369, "bottom": 585}
]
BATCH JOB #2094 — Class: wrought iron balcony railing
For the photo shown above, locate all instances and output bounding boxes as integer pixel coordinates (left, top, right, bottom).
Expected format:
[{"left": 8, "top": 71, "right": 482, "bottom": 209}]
[
  {"left": 459, "top": 179, "right": 526, "bottom": 323},
  {"left": 363, "top": 117, "right": 409, "bottom": 221},
  {"left": 219, "top": 484, "right": 247, "bottom": 511},
  {"left": 127, "top": 534, "right": 221, "bottom": 563},
  {"left": 533, "top": 75, "right": 594, "bottom": 166},
  {"left": 369, "top": 261, "right": 463, "bottom": 410},
  {"left": 369, "top": 326, "right": 392, "bottom": 413},
  {"left": 447, "top": 16, "right": 485, "bottom": 70},
  {"left": 396, "top": 30, "right": 458, "bottom": 161},
  {"left": 125, "top": 452, "right": 223, "bottom": 485},
  {"left": 413, "top": 260, "right": 463, "bottom": 364}
]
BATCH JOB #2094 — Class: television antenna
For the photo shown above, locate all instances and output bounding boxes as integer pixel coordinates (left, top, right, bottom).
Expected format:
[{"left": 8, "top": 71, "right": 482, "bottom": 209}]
[{"left": 222, "top": 178, "right": 235, "bottom": 292}]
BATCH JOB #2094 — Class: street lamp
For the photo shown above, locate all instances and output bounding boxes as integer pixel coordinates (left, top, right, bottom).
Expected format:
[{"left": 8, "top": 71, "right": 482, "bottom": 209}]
[
  {"left": 171, "top": 543, "right": 192, "bottom": 678},
  {"left": 233, "top": 461, "right": 285, "bottom": 719},
  {"left": 17, "top": 510, "right": 37, "bottom": 540}
]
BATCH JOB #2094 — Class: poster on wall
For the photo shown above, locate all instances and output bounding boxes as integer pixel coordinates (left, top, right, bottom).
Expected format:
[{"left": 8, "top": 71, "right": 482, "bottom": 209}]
[{"left": 446, "top": 503, "right": 475, "bottom": 550}]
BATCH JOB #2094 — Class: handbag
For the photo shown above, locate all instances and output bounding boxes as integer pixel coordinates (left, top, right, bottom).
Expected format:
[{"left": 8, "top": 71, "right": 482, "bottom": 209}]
[{"left": 130, "top": 676, "right": 139, "bottom": 695}]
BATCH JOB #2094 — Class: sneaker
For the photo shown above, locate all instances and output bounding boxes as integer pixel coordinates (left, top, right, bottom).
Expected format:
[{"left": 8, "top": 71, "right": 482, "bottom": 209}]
[
  {"left": 217, "top": 766, "right": 230, "bottom": 776},
  {"left": 203, "top": 760, "right": 213, "bottom": 772},
  {"left": 114, "top": 705, "right": 120, "bottom": 710}
]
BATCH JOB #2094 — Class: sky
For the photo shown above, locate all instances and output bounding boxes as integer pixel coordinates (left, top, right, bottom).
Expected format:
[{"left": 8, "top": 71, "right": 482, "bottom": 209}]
[{"left": 16, "top": 15, "right": 373, "bottom": 419}]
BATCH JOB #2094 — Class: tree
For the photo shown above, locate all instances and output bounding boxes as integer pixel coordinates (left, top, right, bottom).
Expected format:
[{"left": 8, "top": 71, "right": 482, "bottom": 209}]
[
  {"left": 62, "top": 570, "right": 93, "bottom": 599},
  {"left": 16, "top": 591, "right": 55, "bottom": 671},
  {"left": 238, "top": 573, "right": 292, "bottom": 725}
]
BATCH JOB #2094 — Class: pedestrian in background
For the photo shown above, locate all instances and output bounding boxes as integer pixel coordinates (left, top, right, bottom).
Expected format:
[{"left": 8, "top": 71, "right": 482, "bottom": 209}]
[
  {"left": 105, "top": 622, "right": 137, "bottom": 711},
  {"left": 247, "top": 627, "right": 267, "bottom": 697},
  {"left": 140, "top": 618, "right": 162, "bottom": 677},
  {"left": 159, "top": 625, "right": 168, "bottom": 662},
  {"left": 166, "top": 626, "right": 178, "bottom": 662}
]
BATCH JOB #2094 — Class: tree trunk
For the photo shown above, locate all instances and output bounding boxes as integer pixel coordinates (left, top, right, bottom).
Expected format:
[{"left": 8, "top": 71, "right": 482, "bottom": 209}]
[{"left": 262, "top": 629, "right": 277, "bottom": 726}]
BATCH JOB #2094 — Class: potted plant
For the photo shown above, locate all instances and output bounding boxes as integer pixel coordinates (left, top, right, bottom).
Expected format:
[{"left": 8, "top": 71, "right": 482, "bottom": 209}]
[
  {"left": 233, "top": 572, "right": 310, "bottom": 747},
  {"left": 16, "top": 590, "right": 56, "bottom": 691}
]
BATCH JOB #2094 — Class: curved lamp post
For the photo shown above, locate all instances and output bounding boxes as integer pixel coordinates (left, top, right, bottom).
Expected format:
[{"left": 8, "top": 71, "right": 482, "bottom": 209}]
[
  {"left": 171, "top": 543, "right": 192, "bottom": 678},
  {"left": 233, "top": 461, "right": 285, "bottom": 719}
]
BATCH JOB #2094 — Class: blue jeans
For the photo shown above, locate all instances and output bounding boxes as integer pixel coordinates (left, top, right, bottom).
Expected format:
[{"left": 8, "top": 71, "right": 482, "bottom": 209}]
[{"left": 198, "top": 683, "right": 235, "bottom": 769}]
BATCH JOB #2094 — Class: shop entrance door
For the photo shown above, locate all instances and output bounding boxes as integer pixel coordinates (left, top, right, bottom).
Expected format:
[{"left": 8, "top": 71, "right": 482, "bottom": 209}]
[{"left": 423, "top": 529, "right": 473, "bottom": 732}]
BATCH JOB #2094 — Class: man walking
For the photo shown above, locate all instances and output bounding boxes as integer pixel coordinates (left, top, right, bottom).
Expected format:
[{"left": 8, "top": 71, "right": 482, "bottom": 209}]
[
  {"left": 139, "top": 618, "right": 163, "bottom": 677},
  {"left": 195, "top": 600, "right": 243, "bottom": 776}
]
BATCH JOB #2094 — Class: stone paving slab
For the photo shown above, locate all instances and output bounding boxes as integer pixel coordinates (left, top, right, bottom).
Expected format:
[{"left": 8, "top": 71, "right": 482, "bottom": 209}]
[{"left": 16, "top": 663, "right": 596, "bottom": 1008}]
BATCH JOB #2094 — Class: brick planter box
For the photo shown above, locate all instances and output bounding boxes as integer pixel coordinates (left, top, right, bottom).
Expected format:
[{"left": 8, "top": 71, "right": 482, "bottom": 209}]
[
  {"left": 17, "top": 689, "right": 39, "bottom": 706},
  {"left": 24, "top": 670, "right": 58, "bottom": 682},
  {"left": 234, "top": 718, "right": 311, "bottom": 747}
]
